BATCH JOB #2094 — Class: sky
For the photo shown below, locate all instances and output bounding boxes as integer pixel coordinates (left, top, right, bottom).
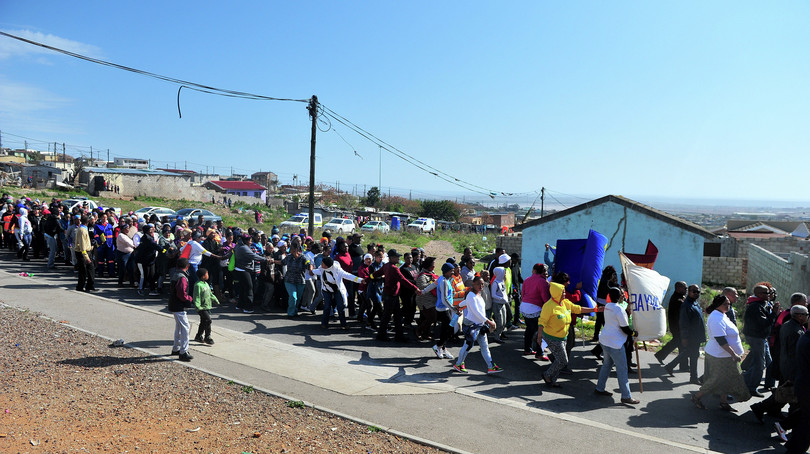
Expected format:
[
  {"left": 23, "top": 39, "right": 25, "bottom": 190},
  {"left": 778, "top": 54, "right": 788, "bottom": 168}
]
[{"left": 1, "top": 1, "right": 809, "bottom": 207}]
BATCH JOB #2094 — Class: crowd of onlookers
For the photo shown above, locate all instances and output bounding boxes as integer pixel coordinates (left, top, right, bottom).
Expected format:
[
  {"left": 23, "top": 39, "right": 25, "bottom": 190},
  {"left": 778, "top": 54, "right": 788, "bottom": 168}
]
[{"left": 2, "top": 192, "right": 810, "bottom": 452}]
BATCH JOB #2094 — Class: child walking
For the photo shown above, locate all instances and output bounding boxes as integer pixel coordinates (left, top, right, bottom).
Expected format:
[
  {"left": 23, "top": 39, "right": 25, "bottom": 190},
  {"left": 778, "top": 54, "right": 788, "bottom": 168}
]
[{"left": 193, "top": 267, "right": 219, "bottom": 345}]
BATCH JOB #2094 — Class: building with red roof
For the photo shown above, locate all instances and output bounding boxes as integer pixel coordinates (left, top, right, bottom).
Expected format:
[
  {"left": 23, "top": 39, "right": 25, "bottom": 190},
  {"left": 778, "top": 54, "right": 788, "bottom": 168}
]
[{"left": 205, "top": 180, "right": 268, "bottom": 203}]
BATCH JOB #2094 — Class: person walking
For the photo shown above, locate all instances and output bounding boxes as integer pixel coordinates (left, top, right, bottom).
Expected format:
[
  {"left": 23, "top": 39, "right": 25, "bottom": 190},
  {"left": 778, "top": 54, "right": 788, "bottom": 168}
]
[
  {"left": 690, "top": 295, "right": 750, "bottom": 411},
  {"left": 372, "top": 249, "right": 420, "bottom": 342},
  {"left": 453, "top": 276, "right": 502, "bottom": 374},
  {"left": 594, "top": 287, "right": 640, "bottom": 405},
  {"left": 537, "top": 273, "right": 601, "bottom": 388},
  {"left": 665, "top": 284, "right": 706, "bottom": 384},
  {"left": 309, "top": 256, "right": 364, "bottom": 329}
]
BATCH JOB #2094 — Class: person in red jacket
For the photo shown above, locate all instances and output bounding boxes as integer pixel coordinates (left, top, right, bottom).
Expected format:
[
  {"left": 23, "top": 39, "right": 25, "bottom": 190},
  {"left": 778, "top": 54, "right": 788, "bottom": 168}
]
[{"left": 372, "top": 249, "right": 420, "bottom": 342}]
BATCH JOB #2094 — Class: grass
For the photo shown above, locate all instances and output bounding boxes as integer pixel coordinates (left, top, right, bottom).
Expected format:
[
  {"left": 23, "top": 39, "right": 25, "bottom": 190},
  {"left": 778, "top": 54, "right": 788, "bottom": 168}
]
[
  {"left": 285, "top": 400, "right": 305, "bottom": 408},
  {"left": 367, "top": 425, "right": 383, "bottom": 433},
  {"left": 241, "top": 385, "right": 254, "bottom": 393}
]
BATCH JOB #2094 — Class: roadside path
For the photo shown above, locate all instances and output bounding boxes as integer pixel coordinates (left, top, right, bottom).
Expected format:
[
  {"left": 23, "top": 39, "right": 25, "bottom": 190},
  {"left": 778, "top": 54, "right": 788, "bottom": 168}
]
[{"left": 0, "top": 255, "right": 784, "bottom": 453}]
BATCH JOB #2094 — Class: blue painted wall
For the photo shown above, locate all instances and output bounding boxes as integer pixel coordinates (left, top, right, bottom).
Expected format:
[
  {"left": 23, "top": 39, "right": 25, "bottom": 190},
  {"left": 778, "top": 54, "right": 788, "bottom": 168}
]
[{"left": 520, "top": 201, "right": 705, "bottom": 306}]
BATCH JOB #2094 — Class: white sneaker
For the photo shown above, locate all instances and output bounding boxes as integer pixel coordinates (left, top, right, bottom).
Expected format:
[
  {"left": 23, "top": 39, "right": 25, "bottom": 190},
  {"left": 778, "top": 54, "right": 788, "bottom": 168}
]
[
  {"left": 774, "top": 422, "right": 788, "bottom": 443},
  {"left": 432, "top": 345, "right": 442, "bottom": 359},
  {"left": 442, "top": 349, "right": 454, "bottom": 360}
]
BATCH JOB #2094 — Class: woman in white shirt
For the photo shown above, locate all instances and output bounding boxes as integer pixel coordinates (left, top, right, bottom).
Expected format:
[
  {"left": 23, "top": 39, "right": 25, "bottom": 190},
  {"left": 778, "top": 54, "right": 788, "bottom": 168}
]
[
  {"left": 691, "top": 295, "right": 750, "bottom": 411},
  {"left": 453, "top": 276, "right": 503, "bottom": 374},
  {"left": 594, "top": 287, "right": 639, "bottom": 405}
]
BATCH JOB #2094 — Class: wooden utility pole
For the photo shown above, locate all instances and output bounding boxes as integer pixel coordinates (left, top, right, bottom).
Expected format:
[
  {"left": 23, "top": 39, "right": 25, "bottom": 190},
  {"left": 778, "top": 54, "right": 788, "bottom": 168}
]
[{"left": 307, "top": 95, "right": 318, "bottom": 236}]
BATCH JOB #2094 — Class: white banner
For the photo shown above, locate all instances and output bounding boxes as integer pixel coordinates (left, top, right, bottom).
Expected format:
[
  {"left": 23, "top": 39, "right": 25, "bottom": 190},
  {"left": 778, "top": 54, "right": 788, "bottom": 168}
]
[{"left": 620, "top": 252, "right": 670, "bottom": 341}]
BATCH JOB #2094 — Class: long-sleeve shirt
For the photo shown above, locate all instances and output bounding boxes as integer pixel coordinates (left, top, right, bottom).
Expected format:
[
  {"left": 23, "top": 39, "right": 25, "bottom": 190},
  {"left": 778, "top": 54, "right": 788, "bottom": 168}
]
[
  {"left": 459, "top": 291, "right": 488, "bottom": 326},
  {"left": 116, "top": 232, "right": 135, "bottom": 254},
  {"left": 74, "top": 225, "right": 93, "bottom": 259},
  {"left": 372, "top": 262, "right": 420, "bottom": 297},
  {"left": 193, "top": 280, "right": 219, "bottom": 311}
]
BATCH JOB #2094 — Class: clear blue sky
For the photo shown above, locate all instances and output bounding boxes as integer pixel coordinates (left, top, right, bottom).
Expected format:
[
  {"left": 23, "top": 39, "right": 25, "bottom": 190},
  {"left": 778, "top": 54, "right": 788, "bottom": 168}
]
[{"left": 2, "top": 1, "right": 809, "bottom": 206}]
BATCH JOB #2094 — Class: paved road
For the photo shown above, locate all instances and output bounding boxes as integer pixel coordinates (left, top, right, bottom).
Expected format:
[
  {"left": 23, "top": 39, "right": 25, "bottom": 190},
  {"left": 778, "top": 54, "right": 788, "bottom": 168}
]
[{"left": 0, "top": 253, "right": 788, "bottom": 454}]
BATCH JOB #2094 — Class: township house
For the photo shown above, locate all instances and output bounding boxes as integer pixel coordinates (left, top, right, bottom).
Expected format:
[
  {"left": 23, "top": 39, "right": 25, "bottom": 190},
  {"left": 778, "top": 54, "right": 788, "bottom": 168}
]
[
  {"left": 205, "top": 180, "right": 268, "bottom": 203},
  {"left": 512, "top": 195, "right": 715, "bottom": 301}
]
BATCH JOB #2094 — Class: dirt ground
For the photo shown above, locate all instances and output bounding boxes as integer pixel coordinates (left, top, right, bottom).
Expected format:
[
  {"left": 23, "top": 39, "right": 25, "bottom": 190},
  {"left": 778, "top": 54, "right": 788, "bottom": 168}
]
[{"left": 0, "top": 306, "right": 444, "bottom": 454}]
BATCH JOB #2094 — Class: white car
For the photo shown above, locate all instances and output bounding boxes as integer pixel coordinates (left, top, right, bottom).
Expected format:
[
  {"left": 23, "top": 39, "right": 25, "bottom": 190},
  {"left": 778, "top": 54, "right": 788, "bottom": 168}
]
[
  {"left": 63, "top": 198, "right": 99, "bottom": 213},
  {"left": 280, "top": 213, "right": 323, "bottom": 231},
  {"left": 407, "top": 217, "right": 436, "bottom": 234},
  {"left": 323, "top": 217, "right": 356, "bottom": 235},
  {"left": 134, "top": 206, "right": 177, "bottom": 221},
  {"left": 360, "top": 220, "right": 390, "bottom": 234}
]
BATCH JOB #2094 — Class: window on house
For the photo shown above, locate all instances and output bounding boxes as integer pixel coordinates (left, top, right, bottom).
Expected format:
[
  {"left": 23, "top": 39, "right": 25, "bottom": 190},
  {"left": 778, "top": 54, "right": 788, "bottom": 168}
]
[{"left": 254, "top": 192, "right": 260, "bottom": 197}]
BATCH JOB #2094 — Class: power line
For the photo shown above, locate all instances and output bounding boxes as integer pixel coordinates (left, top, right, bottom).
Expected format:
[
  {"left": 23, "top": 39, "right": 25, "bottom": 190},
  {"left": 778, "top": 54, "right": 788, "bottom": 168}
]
[{"left": 0, "top": 31, "right": 309, "bottom": 104}]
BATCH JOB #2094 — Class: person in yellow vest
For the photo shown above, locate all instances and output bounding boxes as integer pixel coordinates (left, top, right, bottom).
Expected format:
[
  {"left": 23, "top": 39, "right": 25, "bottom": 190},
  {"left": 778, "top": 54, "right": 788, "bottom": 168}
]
[{"left": 537, "top": 272, "right": 602, "bottom": 388}]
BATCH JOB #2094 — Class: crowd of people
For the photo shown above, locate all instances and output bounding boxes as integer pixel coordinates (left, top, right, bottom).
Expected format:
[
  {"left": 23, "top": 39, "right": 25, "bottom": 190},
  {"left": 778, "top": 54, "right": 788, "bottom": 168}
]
[{"left": 2, "top": 192, "right": 810, "bottom": 452}]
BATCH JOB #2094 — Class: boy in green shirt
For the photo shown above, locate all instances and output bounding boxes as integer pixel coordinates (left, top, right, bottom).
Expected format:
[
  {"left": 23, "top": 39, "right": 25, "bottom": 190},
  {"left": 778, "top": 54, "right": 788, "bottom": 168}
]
[{"left": 193, "top": 267, "right": 219, "bottom": 345}]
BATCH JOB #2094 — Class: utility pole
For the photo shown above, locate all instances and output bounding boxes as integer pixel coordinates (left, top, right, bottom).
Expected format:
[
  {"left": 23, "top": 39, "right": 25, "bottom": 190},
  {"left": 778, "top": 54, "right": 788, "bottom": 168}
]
[
  {"left": 90, "top": 146, "right": 93, "bottom": 164},
  {"left": 185, "top": 160, "right": 187, "bottom": 170},
  {"left": 107, "top": 148, "right": 110, "bottom": 164},
  {"left": 378, "top": 145, "right": 382, "bottom": 192},
  {"left": 540, "top": 187, "right": 545, "bottom": 217},
  {"left": 62, "top": 143, "right": 65, "bottom": 165},
  {"left": 306, "top": 95, "right": 318, "bottom": 236}
]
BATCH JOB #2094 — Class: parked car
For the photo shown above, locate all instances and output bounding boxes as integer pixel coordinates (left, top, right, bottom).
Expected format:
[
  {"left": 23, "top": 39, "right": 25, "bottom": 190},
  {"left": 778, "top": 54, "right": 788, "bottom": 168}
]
[
  {"left": 134, "top": 206, "right": 177, "bottom": 221},
  {"left": 63, "top": 197, "right": 99, "bottom": 213},
  {"left": 174, "top": 208, "right": 222, "bottom": 224},
  {"left": 280, "top": 213, "right": 323, "bottom": 231},
  {"left": 407, "top": 217, "right": 436, "bottom": 234},
  {"left": 323, "top": 218, "right": 356, "bottom": 235},
  {"left": 360, "top": 220, "right": 390, "bottom": 234}
]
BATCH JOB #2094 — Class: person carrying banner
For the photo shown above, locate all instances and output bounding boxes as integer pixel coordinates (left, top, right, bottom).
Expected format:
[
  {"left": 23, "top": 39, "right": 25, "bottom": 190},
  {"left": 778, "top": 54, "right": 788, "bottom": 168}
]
[
  {"left": 537, "top": 272, "right": 602, "bottom": 388},
  {"left": 594, "top": 287, "right": 640, "bottom": 405}
]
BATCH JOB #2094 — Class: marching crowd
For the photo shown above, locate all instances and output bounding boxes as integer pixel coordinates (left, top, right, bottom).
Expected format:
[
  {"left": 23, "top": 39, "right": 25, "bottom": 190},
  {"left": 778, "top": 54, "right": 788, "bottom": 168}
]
[{"left": 2, "top": 193, "right": 810, "bottom": 452}]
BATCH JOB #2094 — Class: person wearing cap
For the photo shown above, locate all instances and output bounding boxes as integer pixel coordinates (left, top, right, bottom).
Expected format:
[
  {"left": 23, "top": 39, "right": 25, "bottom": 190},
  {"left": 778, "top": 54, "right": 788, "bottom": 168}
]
[
  {"left": 371, "top": 249, "right": 420, "bottom": 342},
  {"left": 308, "top": 256, "right": 364, "bottom": 329},
  {"left": 690, "top": 294, "right": 749, "bottom": 411}
]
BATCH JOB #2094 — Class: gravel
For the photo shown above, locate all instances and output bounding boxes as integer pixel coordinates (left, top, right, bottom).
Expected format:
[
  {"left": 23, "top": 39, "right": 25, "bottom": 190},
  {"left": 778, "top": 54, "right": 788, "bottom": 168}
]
[{"left": 0, "top": 306, "right": 445, "bottom": 453}]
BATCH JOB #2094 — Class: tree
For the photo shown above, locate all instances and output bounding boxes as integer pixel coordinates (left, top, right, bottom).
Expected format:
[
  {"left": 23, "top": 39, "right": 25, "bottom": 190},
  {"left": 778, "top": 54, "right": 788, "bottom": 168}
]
[
  {"left": 420, "top": 200, "right": 460, "bottom": 222},
  {"left": 363, "top": 186, "right": 381, "bottom": 207}
]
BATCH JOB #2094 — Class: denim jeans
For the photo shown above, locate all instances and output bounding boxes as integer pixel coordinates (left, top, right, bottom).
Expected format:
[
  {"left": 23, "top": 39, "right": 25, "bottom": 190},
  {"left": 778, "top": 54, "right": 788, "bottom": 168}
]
[
  {"left": 321, "top": 291, "right": 347, "bottom": 327},
  {"left": 44, "top": 233, "right": 57, "bottom": 268},
  {"left": 596, "top": 344, "right": 632, "bottom": 399},
  {"left": 743, "top": 336, "right": 771, "bottom": 392}
]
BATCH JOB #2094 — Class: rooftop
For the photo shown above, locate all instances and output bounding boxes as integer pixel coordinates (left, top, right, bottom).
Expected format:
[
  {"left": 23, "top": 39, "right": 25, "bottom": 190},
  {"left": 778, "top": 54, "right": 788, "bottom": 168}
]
[{"left": 208, "top": 180, "right": 267, "bottom": 191}]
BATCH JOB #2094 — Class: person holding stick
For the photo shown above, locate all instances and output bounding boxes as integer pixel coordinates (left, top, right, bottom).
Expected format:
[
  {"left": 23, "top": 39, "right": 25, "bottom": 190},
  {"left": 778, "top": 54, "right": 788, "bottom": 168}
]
[{"left": 594, "top": 287, "right": 640, "bottom": 405}]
